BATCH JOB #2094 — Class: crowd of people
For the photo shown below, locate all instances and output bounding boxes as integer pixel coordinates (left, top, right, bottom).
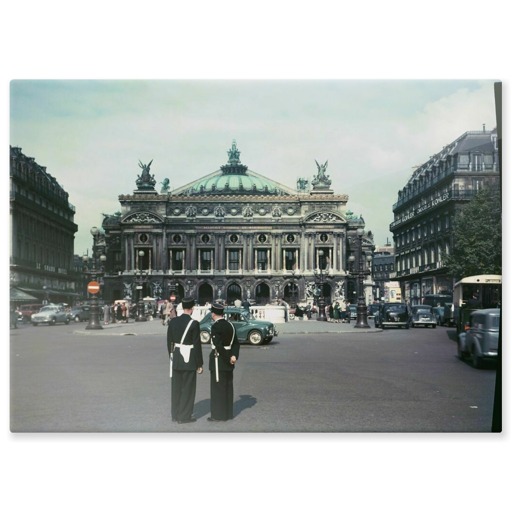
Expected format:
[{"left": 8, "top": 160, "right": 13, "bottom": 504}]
[{"left": 288, "top": 299, "right": 352, "bottom": 323}]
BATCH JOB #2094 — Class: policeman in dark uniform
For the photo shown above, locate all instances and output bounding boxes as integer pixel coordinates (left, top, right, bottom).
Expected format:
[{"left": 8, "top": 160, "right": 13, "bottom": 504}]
[
  {"left": 167, "top": 297, "right": 203, "bottom": 424},
  {"left": 208, "top": 302, "right": 240, "bottom": 422}
]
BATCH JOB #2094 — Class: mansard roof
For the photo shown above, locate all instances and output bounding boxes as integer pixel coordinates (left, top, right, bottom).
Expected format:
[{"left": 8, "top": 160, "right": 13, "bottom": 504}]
[{"left": 406, "top": 128, "right": 498, "bottom": 186}]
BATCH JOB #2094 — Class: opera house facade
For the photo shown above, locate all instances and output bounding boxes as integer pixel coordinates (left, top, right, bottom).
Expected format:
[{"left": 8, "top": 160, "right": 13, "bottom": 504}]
[{"left": 99, "top": 142, "right": 374, "bottom": 306}]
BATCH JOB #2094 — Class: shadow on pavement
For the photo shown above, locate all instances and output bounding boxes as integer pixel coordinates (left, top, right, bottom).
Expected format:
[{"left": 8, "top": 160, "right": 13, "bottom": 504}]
[{"left": 234, "top": 394, "right": 257, "bottom": 417}]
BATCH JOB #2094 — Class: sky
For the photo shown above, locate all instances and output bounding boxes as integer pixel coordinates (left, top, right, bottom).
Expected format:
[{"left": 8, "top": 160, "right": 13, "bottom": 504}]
[
  {"left": 2, "top": 1, "right": 509, "bottom": 508},
  {"left": 9, "top": 79, "right": 498, "bottom": 256}
]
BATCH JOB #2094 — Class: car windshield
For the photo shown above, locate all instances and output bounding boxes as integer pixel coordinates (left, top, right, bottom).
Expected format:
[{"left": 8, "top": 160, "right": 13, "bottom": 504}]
[
  {"left": 226, "top": 311, "right": 250, "bottom": 321},
  {"left": 386, "top": 305, "right": 406, "bottom": 313},
  {"left": 414, "top": 307, "right": 431, "bottom": 314},
  {"left": 40, "top": 306, "right": 57, "bottom": 312}
]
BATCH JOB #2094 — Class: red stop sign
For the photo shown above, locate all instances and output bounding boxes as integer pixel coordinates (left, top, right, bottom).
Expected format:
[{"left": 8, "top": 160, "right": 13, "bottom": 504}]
[{"left": 87, "top": 281, "right": 100, "bottom": 294}]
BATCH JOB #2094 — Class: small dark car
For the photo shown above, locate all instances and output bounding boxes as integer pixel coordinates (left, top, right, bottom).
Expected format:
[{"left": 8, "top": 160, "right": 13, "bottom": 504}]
[
  {"left": 379, "top": 302, "right": 411, "bottom": 329},
  {"left": 410, "top": 305, "right": 436, "bottom": 328},
  {"left": 68, "top": 305, "right": 92, "bottom": 322},
  {"left": 199, "top": 306, "right": 277, "bottom": 346}
]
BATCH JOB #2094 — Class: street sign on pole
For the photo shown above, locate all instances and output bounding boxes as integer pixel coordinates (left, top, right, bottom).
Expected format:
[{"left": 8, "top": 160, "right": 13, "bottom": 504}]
[{"left": 87, "top": 281, "right": 100, "bottom": 294}]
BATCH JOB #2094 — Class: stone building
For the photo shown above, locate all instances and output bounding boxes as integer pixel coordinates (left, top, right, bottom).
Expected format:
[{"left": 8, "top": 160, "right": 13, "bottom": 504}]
[
  {"left": 100, "top": 141, "right": 374, "bottom": 306},
  {"left": 389, "top": 128, "right": 500, "bottom": 304},
  {"left": 371, "top": 242, "right": 395, "bottom": 302},
  {"left": 9, "top": 146, "right": 79, "bottom": 304}
]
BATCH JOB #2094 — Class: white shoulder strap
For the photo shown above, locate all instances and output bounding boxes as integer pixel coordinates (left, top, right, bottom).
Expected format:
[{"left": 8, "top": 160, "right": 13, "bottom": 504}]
[
  {"left": 211, "top": 321, "right": 236, "bottom": 349},
  {"left": 180, "top": 319, "right": 194, "bottom": 344},
  {"left": 226, "top": 321, "right": 236, "bottom": 349}
]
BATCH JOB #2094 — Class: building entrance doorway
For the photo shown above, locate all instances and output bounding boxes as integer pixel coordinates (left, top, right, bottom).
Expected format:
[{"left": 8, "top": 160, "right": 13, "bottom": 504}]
[
  {"left": 198, "top": 283, "right": 213, "bottom": 305},
  {"left": 255, "top": 283, "right": 270, "bottom": 305},
  {"left": 227, "top": 283, "right": 242, "bottom": 305}
]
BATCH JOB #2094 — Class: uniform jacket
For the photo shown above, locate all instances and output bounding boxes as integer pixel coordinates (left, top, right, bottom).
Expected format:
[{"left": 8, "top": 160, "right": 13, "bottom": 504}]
[
  {"left": 209, "top": 318, "right": 240, "bottom": 372},
  {"left": 167, "top": 313, "right": 203, "bottom": 371}
]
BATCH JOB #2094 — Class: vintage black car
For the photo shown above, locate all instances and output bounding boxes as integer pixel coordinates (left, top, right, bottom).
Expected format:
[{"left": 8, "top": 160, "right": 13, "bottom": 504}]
[{"left": 378, "top": 302, "right": 411, "bottom": 329}]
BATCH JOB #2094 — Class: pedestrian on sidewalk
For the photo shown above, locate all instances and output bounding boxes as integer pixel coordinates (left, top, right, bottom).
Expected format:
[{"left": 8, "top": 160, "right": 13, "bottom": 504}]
[
  {"left": 167, "top": 300, "right": 177, "bottom": 324},
  {"left": 103, "top": 303, "right": 110, "bottom": 325},
  {"left": 167, "top": 297, "right": 203, "bottom": 424}
]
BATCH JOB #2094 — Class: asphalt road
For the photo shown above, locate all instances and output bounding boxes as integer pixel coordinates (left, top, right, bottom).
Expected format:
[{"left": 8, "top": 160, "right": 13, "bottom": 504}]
[{"left": 10, "top": 318, "right": 498, "bottom": 433}]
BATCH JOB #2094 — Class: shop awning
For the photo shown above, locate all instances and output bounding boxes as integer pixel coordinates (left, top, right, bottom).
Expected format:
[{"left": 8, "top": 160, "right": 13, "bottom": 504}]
[{"left": 10, "top": 287, "right": 39, "bottom": 302}]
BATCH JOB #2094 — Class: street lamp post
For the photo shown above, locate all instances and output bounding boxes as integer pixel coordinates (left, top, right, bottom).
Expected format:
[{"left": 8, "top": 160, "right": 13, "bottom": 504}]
[
  {"left": 314, "top": 250, "right": 327, "bottom": 321},
  {"left": 349, "top": 228, "right": 371, "bottom": 329},
  {"left": 83, "top": 226, "right": 106, "bottom": 330},
  {"left": 135, "top": 250, "right": 147, "bottom": 322}
]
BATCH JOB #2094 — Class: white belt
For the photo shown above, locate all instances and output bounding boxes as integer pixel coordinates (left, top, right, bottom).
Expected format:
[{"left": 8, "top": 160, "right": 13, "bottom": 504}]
[{"left": 175, "top": 343, "right": 193, "bottom": 363}]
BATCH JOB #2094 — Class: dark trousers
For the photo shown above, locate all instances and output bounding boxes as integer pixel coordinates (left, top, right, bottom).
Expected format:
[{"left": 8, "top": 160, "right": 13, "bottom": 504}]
[
  {"left": 210, "top": 371, "right": 234, "bottom": 420},
  {"left": 171, "top": 370, "right": 197, "bottom": 421}
]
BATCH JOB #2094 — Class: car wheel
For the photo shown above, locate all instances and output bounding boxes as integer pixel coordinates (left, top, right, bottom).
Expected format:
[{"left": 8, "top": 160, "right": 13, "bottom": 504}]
[
  {"left": 432, "top": 324, "right": 436, "bottom": 328},
  {"left": 65, "top": 318, "right": 70, "bottom": 324},
  {"left": 50, "top": 318, "right": 56, "bottom": 325},
  {"left": 248, "top": 330, "right": 263, "bottom": 345},
  {"left": 74, "top": 315, "right": 80, "bottom": 322},
  {"left": 200, "top": 330, "right": 211, "bottom": 344},
  {"left": 472, "top": 347, "right": 483, "bottom": 369}
]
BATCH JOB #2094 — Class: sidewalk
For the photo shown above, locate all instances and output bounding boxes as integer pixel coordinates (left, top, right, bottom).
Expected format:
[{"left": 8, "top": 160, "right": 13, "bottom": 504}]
[{"left": 73, "top": 316, "right": 380, "bottom": 336}]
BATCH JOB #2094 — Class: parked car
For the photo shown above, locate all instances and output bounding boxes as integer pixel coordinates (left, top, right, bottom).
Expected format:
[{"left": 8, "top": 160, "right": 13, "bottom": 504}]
[
  {"left": 18, "top": 303, "right": 43, "bottom": 323},
  {"left": 379, "top": 302, "right": 411, "bottom": 329},
  {"left": 457, "top": 308, "right": 500, "bottom": 368},
  {"left": 199, "top": 306, "right": 277, "bottom": 346},
  {"left": 31, "top": 305, "right": 70, "bottom": 326},
  {"left": 410, "top": 305, "right": 436, "bottom": 328},
  {"left": 68, "top": 305, "right": 91, "bottom": 322}
]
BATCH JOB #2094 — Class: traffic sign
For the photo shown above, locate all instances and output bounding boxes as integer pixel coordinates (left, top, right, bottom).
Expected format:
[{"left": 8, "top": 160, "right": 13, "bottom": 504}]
[{"left": 87, "top": 281, "right": 101, "bottom": 294}]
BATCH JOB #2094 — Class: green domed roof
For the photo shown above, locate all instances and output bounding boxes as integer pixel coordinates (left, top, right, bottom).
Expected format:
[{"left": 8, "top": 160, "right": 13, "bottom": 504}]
[{"left": 173, "top": 140, "right": 297, "bottom": 197}]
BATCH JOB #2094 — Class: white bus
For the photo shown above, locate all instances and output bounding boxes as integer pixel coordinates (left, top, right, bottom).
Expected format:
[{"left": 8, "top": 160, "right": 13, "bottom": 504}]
[{"left": 453, "top": 274, "right": 501, "bottom": 332}]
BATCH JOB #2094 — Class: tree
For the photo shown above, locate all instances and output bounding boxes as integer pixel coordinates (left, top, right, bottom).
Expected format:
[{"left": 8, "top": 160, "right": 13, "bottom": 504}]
[{"left": 445, "top": 187, "right": 502, "bottom": 278}]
